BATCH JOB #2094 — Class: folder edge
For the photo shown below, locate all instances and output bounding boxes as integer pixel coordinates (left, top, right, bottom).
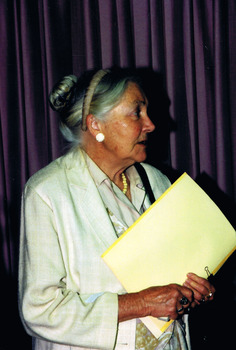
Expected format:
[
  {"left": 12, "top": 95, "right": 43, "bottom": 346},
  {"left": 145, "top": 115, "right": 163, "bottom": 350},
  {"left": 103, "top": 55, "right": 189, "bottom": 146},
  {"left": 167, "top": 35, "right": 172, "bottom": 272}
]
[{"left": 102, "top": 172, "right": 188, "bottom": 258}]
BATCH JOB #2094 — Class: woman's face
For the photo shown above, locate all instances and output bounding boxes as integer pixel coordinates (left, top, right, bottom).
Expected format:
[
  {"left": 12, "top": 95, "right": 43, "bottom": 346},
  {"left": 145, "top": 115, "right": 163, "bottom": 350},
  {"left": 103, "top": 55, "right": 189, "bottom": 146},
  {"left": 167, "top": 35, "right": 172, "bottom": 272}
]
[{"left": 99, "top": 83, "right": 155, "bottom": 168}]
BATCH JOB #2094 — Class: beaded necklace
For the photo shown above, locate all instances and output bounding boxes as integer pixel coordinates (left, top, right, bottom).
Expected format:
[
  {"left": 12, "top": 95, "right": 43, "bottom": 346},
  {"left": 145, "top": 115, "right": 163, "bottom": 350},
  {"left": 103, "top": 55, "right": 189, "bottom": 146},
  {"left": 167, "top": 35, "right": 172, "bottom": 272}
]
[{"left": 121, "top": 172, "right": 128, "bottom": 194}]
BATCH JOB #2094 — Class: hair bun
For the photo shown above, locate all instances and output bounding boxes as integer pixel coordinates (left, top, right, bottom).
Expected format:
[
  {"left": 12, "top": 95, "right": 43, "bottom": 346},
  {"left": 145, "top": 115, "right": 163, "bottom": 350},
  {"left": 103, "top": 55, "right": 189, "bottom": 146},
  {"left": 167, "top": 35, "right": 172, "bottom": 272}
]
[{"left": 49, "top": 75, "right": 78, "bottom": 113}]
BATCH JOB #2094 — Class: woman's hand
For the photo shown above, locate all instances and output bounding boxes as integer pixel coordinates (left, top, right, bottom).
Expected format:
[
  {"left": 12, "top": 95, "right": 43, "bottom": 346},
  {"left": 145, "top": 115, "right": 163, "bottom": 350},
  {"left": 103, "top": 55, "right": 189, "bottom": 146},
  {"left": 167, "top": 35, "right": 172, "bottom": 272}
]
[
  {"left": 183, "top": 273, "right": 216, "bottom": 307},
  {"left": 118, "top": 284, "right": 193, "bottom": 322},
  {"left": 140, "top": 284, "right": 194, "bottom": 320}
]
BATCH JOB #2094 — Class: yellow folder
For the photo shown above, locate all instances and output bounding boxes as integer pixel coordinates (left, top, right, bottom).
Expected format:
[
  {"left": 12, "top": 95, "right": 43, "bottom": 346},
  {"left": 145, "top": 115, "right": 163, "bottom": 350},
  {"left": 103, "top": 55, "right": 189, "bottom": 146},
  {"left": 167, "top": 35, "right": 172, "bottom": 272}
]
[{"left": 102, "top": 173, "right": 236, "bottom": 339}]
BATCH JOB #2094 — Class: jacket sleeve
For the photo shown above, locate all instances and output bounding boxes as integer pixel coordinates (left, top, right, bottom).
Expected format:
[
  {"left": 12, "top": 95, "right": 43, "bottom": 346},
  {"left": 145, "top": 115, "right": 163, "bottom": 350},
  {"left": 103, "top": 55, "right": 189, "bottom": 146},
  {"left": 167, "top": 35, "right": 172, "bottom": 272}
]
[{"left": 18, "top": 184, "right": 119, "bottom": 349}]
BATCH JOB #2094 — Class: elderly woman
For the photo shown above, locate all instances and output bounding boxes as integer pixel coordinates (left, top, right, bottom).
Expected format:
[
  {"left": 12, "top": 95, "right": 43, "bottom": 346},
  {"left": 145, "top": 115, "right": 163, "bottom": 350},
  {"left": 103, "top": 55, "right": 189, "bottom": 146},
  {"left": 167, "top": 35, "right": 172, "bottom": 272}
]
[{"left": 19, "top": 68, "right": 215, "bottom": 350}]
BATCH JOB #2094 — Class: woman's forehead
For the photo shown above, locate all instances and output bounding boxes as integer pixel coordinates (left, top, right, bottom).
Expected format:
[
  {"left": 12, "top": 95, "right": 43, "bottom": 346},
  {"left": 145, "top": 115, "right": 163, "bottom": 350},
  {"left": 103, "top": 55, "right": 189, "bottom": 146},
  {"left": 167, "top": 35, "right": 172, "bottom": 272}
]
[{"left": 122, "top": 83, "right": 148, "bottom": 106}]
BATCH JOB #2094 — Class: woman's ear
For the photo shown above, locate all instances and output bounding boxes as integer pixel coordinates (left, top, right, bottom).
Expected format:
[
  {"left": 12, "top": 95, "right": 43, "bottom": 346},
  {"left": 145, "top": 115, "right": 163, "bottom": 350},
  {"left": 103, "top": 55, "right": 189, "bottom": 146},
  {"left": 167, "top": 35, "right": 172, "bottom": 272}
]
[{"left": 86, "top": 114, "right": 101, "bottom": 136}]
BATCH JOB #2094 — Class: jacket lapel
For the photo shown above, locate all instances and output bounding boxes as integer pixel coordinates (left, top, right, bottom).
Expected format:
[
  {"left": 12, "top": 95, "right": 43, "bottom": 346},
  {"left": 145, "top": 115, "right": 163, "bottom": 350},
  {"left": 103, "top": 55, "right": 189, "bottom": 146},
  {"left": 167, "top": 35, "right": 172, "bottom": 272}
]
[{"left": 64, "top": 149, "right": 118, "bottom": 249}]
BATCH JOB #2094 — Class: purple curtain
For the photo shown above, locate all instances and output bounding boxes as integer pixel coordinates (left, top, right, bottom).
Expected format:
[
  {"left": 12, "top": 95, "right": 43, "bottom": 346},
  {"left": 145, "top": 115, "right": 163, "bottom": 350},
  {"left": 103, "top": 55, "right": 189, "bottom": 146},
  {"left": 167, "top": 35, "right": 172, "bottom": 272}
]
[{"left": 0, "top": 1, "right": 235, "bottom": 348}]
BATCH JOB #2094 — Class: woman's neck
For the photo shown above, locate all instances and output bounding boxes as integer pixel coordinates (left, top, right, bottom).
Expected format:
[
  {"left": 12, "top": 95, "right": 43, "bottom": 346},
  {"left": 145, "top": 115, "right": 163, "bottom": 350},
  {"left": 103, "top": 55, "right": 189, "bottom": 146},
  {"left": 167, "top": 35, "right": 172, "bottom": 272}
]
[
  {"left": 81, "top": 146, "right": 132, "bottom": 198},
  {"left": 81, "top": 144, "right": 128, "bottom": 181}
]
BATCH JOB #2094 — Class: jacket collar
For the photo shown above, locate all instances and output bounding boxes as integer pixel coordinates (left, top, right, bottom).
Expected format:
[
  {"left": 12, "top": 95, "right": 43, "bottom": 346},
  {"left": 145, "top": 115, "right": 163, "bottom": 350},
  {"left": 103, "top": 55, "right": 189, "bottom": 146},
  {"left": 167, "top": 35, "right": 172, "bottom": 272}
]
[{"left": 61, "top": 148, "right": 118, "bottom": 248}]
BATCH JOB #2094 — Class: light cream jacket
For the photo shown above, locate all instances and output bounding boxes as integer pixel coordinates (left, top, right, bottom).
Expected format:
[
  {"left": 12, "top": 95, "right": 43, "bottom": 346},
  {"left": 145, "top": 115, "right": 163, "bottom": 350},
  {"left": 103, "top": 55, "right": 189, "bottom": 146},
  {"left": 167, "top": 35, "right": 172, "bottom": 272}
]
[{"left": 18, "top": 148, "right": 171, "bottom": 350}]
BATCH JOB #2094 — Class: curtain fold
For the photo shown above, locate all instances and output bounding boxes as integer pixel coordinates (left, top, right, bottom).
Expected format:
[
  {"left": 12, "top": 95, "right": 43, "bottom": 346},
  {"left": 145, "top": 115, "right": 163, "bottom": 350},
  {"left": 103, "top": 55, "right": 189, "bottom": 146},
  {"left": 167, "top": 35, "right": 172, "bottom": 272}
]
[{"left": 0, "top": 0, "right": 235, "bottom": 348}]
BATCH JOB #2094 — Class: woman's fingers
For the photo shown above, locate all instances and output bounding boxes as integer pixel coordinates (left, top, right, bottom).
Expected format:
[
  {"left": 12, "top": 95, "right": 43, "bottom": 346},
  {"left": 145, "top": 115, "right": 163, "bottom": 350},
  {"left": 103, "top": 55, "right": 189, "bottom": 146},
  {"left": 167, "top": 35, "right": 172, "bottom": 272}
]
[
  {"left": 183, "top": 273, "right": 215, "bottom": 303},
  {"left": 183, "top": 280, "right": 202, "bottom": 305}
]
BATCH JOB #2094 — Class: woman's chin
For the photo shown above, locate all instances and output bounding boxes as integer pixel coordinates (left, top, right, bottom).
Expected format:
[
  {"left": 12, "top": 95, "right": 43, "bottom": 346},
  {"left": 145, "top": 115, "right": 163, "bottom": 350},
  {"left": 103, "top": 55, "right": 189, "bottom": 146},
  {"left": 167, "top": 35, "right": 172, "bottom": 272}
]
[{"left": 135, "top": 151, "right": 147, "bottom": 163}]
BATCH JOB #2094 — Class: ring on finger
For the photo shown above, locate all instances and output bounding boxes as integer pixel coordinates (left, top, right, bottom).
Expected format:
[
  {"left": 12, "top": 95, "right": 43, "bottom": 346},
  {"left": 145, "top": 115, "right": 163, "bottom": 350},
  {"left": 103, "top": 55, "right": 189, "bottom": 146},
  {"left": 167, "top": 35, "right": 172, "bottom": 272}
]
[
  {"left": 180, "top": 296, "right": 189, "bottom": 305},
  {"left": 201, "top": 290, "right": 213, "bottom": 302},
  {"left": 177, "top": 306, "right": 184, "bottom": 313},
  {"left": 206, "top": 291, "right": 213, "bottom": 299}
]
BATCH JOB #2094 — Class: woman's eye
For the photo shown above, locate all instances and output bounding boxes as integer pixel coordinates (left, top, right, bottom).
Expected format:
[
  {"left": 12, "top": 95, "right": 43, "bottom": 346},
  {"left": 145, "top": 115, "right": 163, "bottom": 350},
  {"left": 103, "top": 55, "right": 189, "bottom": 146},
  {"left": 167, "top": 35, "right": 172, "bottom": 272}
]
[{"left": 133, "top": 107, "right": 141, "bottom": 118}]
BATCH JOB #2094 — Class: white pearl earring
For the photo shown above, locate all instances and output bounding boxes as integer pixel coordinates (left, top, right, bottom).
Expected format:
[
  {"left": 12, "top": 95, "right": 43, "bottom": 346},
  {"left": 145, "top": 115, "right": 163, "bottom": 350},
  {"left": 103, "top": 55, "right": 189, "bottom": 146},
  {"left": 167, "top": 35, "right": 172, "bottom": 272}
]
[{"left": 96, "top": 133, "right": 105, "bottom": 142}]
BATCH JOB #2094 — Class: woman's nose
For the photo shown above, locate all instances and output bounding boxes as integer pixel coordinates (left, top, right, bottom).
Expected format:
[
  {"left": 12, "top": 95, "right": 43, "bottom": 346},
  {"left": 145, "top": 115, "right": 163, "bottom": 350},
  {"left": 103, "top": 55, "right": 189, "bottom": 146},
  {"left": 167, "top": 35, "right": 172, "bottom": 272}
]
[{"left": 143, "top": 114, "right": 155, "bottom": 133}]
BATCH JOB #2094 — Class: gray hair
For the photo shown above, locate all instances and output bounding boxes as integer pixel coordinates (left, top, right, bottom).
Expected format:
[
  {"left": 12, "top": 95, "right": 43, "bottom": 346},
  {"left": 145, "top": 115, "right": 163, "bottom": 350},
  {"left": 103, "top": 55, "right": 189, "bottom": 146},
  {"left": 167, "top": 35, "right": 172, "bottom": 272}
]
[{"left": 49, "top": 68, "right": 141, "bottom": 148}]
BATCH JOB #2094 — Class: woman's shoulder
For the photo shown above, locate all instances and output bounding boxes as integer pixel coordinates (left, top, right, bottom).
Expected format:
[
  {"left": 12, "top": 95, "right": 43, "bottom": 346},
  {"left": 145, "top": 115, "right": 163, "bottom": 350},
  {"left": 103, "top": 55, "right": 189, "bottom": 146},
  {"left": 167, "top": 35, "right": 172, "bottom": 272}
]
[
  {"left": 24, "top": 157, "right": 64, "bottom": 191},
  {"left": 24, "top": 151, "right": 79, "bottom": 193}
]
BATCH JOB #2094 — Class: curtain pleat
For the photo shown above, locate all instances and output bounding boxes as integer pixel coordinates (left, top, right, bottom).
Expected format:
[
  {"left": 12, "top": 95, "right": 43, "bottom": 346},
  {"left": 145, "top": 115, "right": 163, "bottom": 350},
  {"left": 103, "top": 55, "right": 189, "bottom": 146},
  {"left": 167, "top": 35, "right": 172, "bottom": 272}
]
[
  {"left": 1, "top": 0, "right": 235, "bottom": 287},
  {"left": 0, "top": 0, "right": 235, "bottom": 348},
  {"left": 183, "top": 0, "right": 200, "bottom": 176}
]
